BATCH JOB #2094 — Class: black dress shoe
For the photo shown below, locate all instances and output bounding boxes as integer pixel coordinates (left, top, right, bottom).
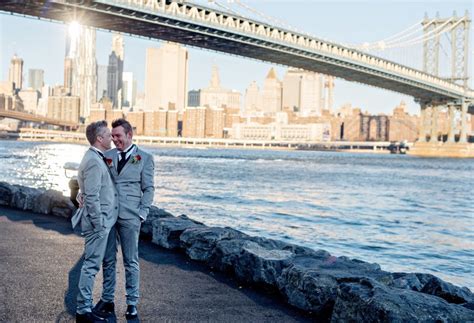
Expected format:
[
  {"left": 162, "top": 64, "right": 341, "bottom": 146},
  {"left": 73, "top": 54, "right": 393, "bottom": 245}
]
[
  {"left": 76, "top": 311, "right": 106, "bottom": 323},
  {"left": 125, "top": 305, "right": 138, "bottom": 320},
  {"left": 93, "top": 299, "right": 115, "bottom": 318}
]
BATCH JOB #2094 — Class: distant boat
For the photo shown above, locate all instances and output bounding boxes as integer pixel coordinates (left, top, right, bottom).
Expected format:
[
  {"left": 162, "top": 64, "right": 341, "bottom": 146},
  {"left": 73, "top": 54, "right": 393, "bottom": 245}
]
[{"left": 388, "top": 141, "right": 409, "bottom": 154}]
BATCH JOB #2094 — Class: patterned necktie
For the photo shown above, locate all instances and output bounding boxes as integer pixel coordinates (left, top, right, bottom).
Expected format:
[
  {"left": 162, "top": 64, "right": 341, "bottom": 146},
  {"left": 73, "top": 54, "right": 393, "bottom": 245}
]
[{"left": 117, "top": 151, "right": 127, "bottom": 174}]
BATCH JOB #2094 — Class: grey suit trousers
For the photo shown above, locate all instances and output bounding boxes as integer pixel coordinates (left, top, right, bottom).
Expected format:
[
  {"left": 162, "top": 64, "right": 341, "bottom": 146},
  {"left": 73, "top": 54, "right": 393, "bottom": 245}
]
[
  {"left": 76, "top": 227, "right": 111, "bottom": 314},
  {"left": 101, "top": 217, "right": 141, "bottom": 305}
]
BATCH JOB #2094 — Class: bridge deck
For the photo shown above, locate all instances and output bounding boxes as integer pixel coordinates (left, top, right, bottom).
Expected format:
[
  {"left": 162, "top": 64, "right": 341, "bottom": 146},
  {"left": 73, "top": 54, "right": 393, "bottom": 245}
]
[{"left": 0, "top": 207, "right": 310, "bottom": 322}]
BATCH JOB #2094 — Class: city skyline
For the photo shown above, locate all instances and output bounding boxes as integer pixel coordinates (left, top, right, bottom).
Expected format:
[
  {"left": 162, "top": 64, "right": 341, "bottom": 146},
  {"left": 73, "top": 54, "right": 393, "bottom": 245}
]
[{"left": 1, "top": 1, "right": 472, "bottom": 116}]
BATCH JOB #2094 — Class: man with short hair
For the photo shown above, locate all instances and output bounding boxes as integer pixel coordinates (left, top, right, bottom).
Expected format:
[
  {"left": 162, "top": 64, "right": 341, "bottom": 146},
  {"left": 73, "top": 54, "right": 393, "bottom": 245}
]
[
  {"left": 93, "top": 118, "right": 155, "bottom": 321},
  {"left": 74, "top": 120, "right": 119, "bottom": 323}
]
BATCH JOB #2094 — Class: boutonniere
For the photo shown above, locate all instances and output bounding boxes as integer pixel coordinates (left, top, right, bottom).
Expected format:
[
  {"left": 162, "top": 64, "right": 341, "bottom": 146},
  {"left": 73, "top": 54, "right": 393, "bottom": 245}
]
[
  {"left": 105, "top": 158, "right": 113, "bottom": 168},
  {"left": 131, "top": 154, "right": 142, "bottom": 164}
]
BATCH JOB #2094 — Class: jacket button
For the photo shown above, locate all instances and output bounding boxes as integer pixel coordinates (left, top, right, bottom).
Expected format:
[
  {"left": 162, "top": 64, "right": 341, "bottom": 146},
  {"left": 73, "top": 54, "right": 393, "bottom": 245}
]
[{"left": 115, "top": 207, "right": 118, "bottom": 209}]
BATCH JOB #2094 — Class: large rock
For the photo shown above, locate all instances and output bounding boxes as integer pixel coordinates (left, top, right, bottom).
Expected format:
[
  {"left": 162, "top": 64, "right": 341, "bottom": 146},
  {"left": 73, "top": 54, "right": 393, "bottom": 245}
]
[
  {"left": 140, "top": 206, "right": 174, "bottom": 239},
  {"left": 151, "top": 215, "right": 204, "bottom": 249},
  {"left": 390, "top": 272, "right": 474, "bottom": 305},
  {"left": 31, "top": 189, "right": 74, "bottom": 218},
  {"left": 209, "top": 235, "right": 327, "bottom": 286},
  {"left": 0, "top": 182, "right": 17, "bottom": 206},
  {"left": 331, "top": 278, "right": 474, "bottom": 322},
  {"left": 180, "top": 226, "right": 246, "bottom": 262},
  {"left": 277, "top": 255, "right": 391, "bottom": 316},
  {"left": 11, "top": 185, "right": 43, "bottom": 211}
]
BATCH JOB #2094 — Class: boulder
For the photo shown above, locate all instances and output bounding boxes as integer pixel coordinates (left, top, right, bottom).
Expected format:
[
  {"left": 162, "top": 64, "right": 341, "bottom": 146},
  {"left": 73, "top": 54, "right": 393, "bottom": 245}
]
[
  {"left": 277, "top": 255, "right": 391, "bottom": 315},
  {"left": 331, "top": 278, "right": 474, "bottom": 322},
  {"left": 389, "top": 272, "right": 474, "bottom": 305},
  {"left": 151, "top": 215, "right": 204, "bottom": 249},
  {"left": 180, "top": 226, "right": 246, "bottom": 262},
  {"left": 11, "top": 185, "right": 43, "bottom": 211},
  {"left": 209, "top": 235, "right": 327, "bottom": 286},
  {"left": 140, "top": 206, "right": 174, "bottom": 239},
  {"left": 0, "top": 182, "right": 17, "bottom": 206}
]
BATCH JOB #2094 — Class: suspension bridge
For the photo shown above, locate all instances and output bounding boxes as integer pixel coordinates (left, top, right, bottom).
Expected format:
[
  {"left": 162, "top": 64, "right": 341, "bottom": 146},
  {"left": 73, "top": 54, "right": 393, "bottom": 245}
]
[{"left": 1, "top": 0, "right": 472, "bottom": 156}]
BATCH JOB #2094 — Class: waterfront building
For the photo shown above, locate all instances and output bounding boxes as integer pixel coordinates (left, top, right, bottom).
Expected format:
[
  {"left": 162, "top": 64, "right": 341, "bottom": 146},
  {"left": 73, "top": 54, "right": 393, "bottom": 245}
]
[
  {"left": 63, "top": 58, "right": 74, "bottom": 95},
  {"left": 47, "top": 96, "right": 80, "bottom": 122},
  {"left": 282, "top": 68, "right": 324, "bottom": 116},
  {"left": 122, "top": 72, "right": 137, "bottom": 108},
  {"left": 0, "top": 81, "right": 13, "bottom": 95},
  {"left": 200, "top": 66, "right": 241, "bottom": 110},
  {"left": 143, "top": 109, "right": 168, "bottom": 136},
  {"left": 36, "top": 85, "right": 50, "bottom": 116},
  {"left": 0, "top": 94, "right": 14, "bottom": 111},
  {"left": 96, "top": 65, "right": 108, "bottom": 101},
  {"left": 182, "top": 106, "right": 206, "bottom": 138},
  {"left": 9, "top": 54, "right": 23, "bottom": 92},
  {"left": 18, "top": 88, "right": 39, "bottom": 114},
  {"left": 125, "top": 111, "right": 144, "bottom": 135},
  {"left": 167, "top": 109, "right": 178, "bottom": 137},
  {"left": 261, "top": 68, "right": 282, "bottom": 115},
  {"left": 66, "top": 23, "right": 97, "bottom": 119},
  {"left": 28, "top": 69, "right": 44, "bottom": 92},
  {"left": 387, "top": 101, "right": 419, "bottom": 142},
  {"left": 231, "top": 122, "right": 330, "bottom": 141},
  {"left": 188, "top": 89, "right": 200, "bottom": 107},
  {"left": 144, "top": 43, "right": 188, "bottom": 112},
  {"left": 205, "top": 107, "right": 224, "bottom": 138},
  {"left": 107, "top": 34, "right": 124, "bottom": 108},
  {"left": 244, "top": 81, "right": 260, "bottom": 115},
  {"left": 106, "top": 109, "right": 124, "bottom": 126}
]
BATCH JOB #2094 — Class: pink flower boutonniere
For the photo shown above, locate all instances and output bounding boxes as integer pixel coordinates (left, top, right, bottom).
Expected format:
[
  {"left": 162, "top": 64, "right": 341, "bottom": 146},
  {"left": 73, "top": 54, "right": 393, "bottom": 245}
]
[
  {"left": 105, "top": 158, "right": 113, "bottom": 168},
  {"left": 131, "top": 154, "right": 142, "bottom": 164}
]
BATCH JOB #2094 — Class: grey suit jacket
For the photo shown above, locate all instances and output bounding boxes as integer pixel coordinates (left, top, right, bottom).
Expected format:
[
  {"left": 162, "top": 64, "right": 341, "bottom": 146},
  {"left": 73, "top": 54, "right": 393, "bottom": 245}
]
[
  {"left": 76, "top": 148, "right": 119, "bottom": 233},
  {"left": 105, "top": 146, "right": 155, "bottom": 221}
]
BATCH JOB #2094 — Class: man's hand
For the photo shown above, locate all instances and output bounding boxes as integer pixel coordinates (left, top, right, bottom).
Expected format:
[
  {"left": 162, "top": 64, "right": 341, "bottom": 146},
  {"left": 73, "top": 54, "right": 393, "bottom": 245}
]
[{"left": 76, "top": 192, "right": 84, "bottom": 208}]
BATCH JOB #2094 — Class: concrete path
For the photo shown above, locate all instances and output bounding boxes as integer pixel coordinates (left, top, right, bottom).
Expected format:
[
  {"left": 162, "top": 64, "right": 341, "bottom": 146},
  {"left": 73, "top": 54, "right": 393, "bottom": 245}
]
[{"left": 0, "top": 207, "right": 312, "bottom": 323}]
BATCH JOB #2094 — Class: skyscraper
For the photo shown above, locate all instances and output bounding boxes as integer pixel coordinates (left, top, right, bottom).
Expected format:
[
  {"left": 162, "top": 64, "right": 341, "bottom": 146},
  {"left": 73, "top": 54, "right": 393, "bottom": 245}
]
[
  {"left": 66, "top": 22, "right": 97, "bottom": 119},
  {"left": 107, "top": 34, "right": 124, "bottom": 108},
  {"left": 28, "top": 69, "right": 44, "bottom": 92},
  {"left": 144, "top": 43, "right": 188, "bottom": 112},
  {"left": 64, "top": 58, "right": 74, "bottom": 95},
  {"left": 122, "top": 72, "right": 136, "bottom": 108},
  {"left": 97, "top": 65, "right": 108, "bottom": 101},
  {"left": 282, "top": 68, "right": 324, "bottom": 116},
  {"left": 261, "top": 68, "right": 282, "bottom": 115},
  {"left": 9, "top": 54, "right": 23, "bottom": 92},
  {"left": 244, "top": 81, "right": 260, "bottom": 115},
  {"left": 200, "top": 66, "right": 241, "bottom": 110}
]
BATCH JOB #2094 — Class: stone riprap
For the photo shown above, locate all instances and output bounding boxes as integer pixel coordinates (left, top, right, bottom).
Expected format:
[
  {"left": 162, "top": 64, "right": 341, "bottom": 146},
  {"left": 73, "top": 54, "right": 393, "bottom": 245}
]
[
  {"left": 0, "top": 182, "right": 74, "bottom": 218},
  {"left": 1, "top": 181, "right": 473, "bottom": 322}
]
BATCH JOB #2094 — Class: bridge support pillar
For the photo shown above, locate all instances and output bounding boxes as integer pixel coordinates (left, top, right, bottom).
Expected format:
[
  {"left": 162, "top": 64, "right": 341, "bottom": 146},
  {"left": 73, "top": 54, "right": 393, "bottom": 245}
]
[
  {"left": 459, "top": 101, "right": 468, "bottom": 143},
  {"left": 429, "top": 105, "right": 439, "bottom": 143},
  {"left": 418, "top": 104, "right": 427, "bottom": 142},
  {"left": 447, "top": 104, "right": 456, "bottom": 143}
]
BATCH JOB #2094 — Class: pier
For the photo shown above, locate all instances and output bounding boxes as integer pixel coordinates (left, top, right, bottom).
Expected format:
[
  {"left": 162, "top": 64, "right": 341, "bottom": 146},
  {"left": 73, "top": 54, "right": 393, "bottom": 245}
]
[{"left": 16, "top": 128, "right": 393, "bottom": 152}]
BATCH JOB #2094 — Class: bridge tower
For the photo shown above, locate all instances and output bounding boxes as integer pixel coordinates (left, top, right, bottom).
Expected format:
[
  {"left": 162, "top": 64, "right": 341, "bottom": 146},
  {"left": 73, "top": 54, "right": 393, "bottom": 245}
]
[
  {"left": 410, "top": 12, "right": 473, "bottom": 156},
  {"left": 422, "top": 11, "right": 470, "bottom": 89}
]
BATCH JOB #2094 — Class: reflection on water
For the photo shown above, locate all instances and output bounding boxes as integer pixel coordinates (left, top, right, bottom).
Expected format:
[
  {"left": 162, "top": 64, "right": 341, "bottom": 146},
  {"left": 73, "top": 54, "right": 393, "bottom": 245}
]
[
  {"left": 0, "top": 142, "right": 87, "bottom": 194},
  {"left": 0, "top": 141, "right": 473, "bottom": 289}
]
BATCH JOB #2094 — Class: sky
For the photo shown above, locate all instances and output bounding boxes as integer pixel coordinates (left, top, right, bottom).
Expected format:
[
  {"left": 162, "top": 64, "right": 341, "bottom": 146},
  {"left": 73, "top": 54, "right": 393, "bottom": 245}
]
[{"left": 0, "top": 0, "right": 473, "bottom": 115}]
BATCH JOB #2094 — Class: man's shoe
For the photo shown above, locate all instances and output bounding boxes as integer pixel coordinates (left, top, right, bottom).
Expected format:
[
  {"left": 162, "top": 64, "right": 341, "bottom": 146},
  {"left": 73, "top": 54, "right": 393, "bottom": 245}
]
[
  {"left": 76, "top": 311, "right": 106, "bottom": 323},
  {"left": 125, "top": 305, "right": 138, "bottom": 320},
  {"left": 93, "top": 300, "right": 115, "bottom": 318}
]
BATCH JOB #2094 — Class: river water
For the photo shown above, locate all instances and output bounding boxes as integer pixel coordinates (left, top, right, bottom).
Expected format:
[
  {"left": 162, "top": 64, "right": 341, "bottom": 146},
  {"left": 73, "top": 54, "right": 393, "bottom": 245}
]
[{"left": 0, "top": 140, "right": 472, "bottom": 289}]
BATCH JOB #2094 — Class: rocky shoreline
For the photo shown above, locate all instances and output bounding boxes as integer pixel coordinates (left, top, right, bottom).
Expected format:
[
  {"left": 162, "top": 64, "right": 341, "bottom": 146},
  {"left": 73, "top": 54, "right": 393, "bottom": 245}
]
[{"left": 0, "top": 181, "right": 473, "bottom": 321}]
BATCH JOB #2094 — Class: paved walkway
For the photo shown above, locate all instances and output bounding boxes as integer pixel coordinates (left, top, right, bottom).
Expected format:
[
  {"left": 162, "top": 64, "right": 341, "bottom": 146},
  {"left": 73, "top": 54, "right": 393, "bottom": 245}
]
[{"left": 0, "top": 207, "right": 312, "bottom": 322}]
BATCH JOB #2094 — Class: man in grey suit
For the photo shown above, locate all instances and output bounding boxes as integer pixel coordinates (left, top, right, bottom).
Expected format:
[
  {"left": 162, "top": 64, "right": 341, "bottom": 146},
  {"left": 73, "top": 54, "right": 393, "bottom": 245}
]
[
  {"left": 93, "top": 118, "right": 155, "bottom": 321},
  {"left": 75, "top": 120, "right": 119, "bottom": 323}
]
